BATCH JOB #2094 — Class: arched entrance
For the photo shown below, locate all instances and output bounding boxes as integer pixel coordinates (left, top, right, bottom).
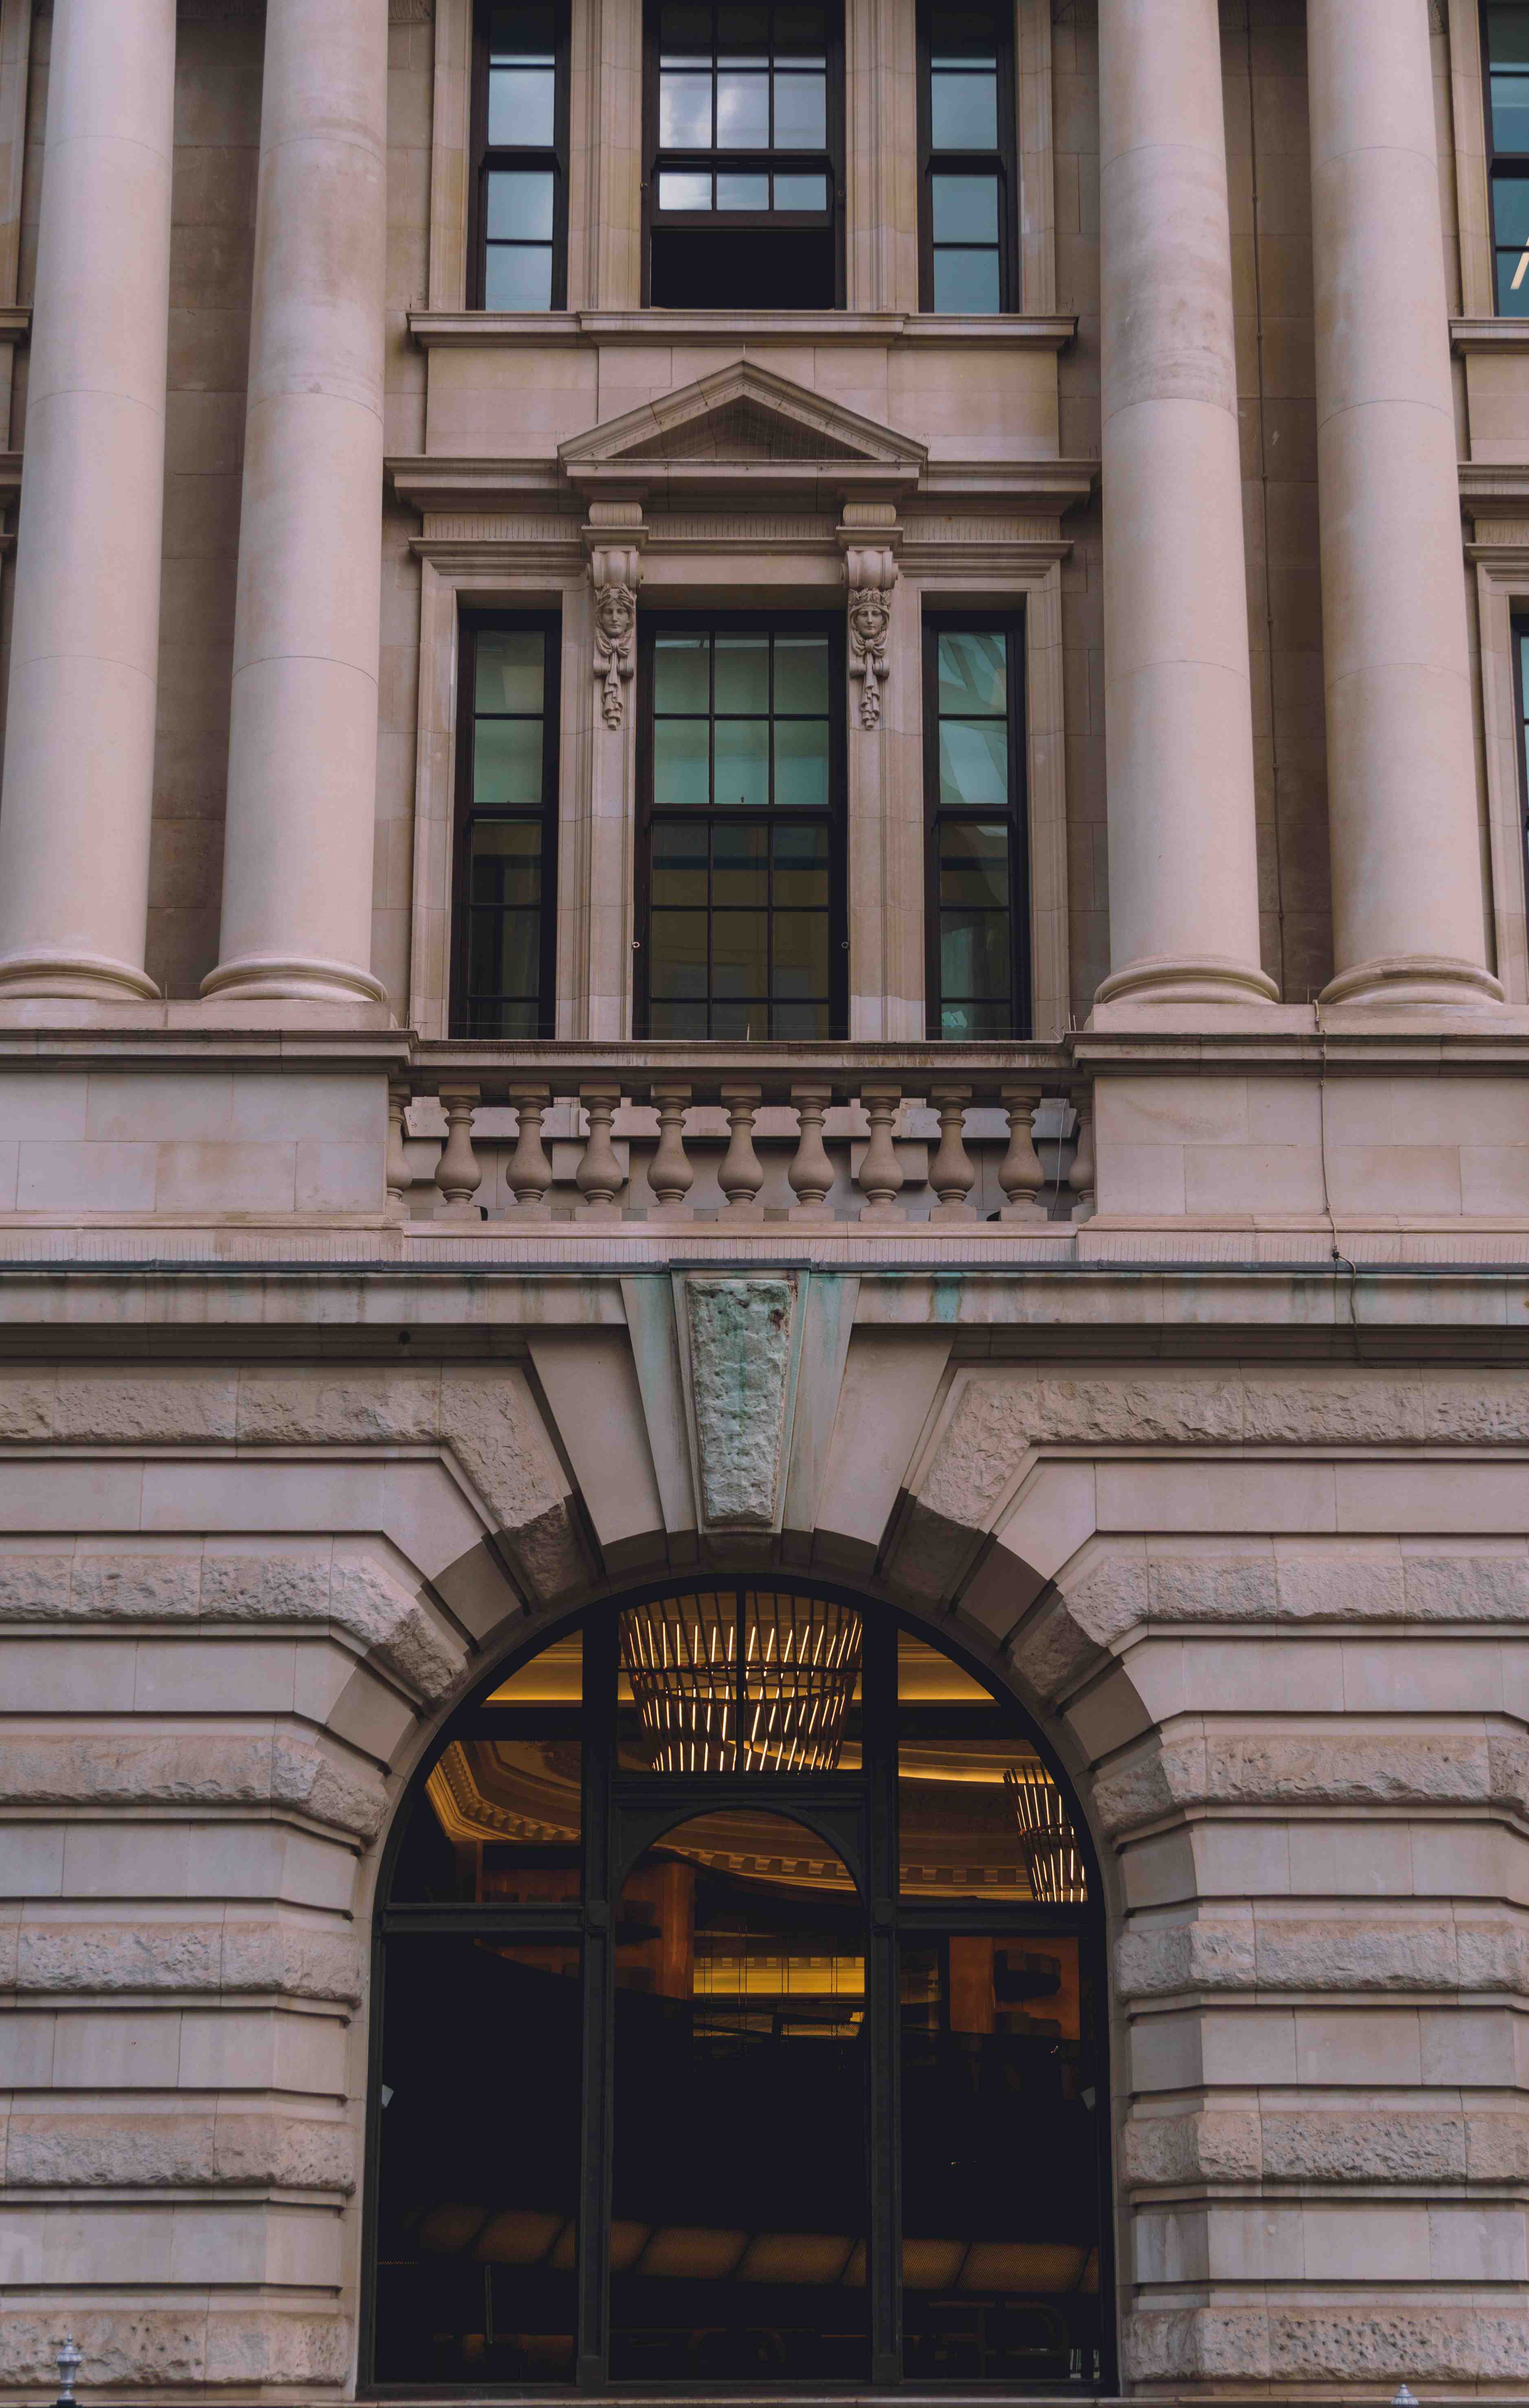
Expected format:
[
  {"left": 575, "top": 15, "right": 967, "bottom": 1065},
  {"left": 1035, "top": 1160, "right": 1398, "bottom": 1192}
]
[{"left": 365, "top": 1587, "right": 1111, "bottom": 2390}]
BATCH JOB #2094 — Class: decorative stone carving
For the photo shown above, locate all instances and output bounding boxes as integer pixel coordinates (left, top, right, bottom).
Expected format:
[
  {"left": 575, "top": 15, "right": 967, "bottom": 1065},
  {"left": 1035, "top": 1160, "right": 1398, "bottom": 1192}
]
[
  {"left": 590, "top": 544, "right": 642, "bottom": 728},
  {"left": 844, "top": 545, "right": 897, "bottom": 729},
  {"left": 685, "top": 1276, "right": 795, "bottom": 1528}
]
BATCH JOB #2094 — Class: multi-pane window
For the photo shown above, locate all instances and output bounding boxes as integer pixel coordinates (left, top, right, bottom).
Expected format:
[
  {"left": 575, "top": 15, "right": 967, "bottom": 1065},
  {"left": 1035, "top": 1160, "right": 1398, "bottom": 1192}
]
[
  {"left": 923, "top": 620, "right": 1029, "bottom": 1039},
  {"left": 453, "top": 617, "right": 558, "bottom": 1037},
  {"left": 1487, "top": 3, "right": 1529, "bottom": 311},
  {"left": 472, "top": 0, "right": 569, "bottom": 309},
  {"left": 917, "top": 0, "right": 1016, "bottom": 314},
  {"left": 639, "top": 622, "right": 844, "bottom": 1039},
  {"left": 646, "top": 2, "right": 841, "bottom": 307},
  {"left": 1514, "top": 614, "right": 1529, "bottom": 875}
]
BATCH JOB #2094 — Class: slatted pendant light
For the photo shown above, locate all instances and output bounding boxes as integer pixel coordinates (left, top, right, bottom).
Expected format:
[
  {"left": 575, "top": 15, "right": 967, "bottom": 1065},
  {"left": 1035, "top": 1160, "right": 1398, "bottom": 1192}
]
[
  {"left": 1004, "top": 1762, "right": 1089, "bottom": 1903},
  {"left": 620, "top": 1591, "right": 862, "bottom": 1774}
]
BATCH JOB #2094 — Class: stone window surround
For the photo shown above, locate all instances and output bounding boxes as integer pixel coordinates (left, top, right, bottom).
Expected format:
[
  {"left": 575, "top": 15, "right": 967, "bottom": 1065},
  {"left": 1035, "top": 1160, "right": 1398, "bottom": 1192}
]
[
  {"left": 403, "top": 524, "right": 1071, "bottom": 1041},
  {"left": 428, "top": 0, "right": 1057, "bottom": 314},
  {"left": 1463, "top": 472, "right": 1529, "bottom": 1002}
]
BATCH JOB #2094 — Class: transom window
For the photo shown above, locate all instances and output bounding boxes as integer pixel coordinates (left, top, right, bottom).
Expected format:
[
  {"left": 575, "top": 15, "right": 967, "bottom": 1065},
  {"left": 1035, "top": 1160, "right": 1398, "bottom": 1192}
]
[
  {"left": 1487, "top": 2, "right": 1529, "bottom": 311},
  {"left": 453, "top": 615, "right": 559, "bottom": 1037},
  {"left": 646, "top": 0, "right": 843, "bottom": 307},
  {"left": 924, "top": 618, "right": 1030, "bottom": 1038},
  {"left": 638, "top": 620, "right": 846, "bottom": 1038},
  {"left": 368, "top": 1593, "right": 1109, "bottom": 2390},
  {"left": 472, "top": 0, "right": 570, "bottom": 309},
  {"left": 917, "top": 0, "right": 1017, "bottom": 314}
]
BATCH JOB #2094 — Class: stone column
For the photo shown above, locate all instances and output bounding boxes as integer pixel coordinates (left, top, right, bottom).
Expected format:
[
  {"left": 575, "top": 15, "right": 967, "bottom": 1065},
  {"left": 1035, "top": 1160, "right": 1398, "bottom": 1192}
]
[
  {"left": 1308, "top": 0, "right": 1500, "bottom": 1008},
  {"left": 0, "top": 0, "right": 176, "bottom": 1000},
  {"left": 1094, "top": 0, "right": 1274, "bottom": 1010},
  {"left": 204, "top": 0, "right": 389, "bottom": 1006}
]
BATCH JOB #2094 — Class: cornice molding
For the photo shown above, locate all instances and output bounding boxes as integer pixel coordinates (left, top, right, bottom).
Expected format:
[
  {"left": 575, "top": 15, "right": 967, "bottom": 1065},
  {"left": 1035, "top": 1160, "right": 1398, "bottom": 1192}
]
[
  {"left": 408, "top": 307, "right": 1079, "bottom": 352},
  {"left": 1451, "top": 316, "right": 1529, "bottom": 353}
]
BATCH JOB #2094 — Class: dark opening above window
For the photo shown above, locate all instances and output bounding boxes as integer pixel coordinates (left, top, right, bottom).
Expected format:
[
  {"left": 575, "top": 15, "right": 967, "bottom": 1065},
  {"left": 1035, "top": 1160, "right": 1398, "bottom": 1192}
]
[
  {"left": 645, "top": 0, "right": 844, "bottom": 308},
  {"left": 1486, "top": 1, "right": 1529, "bottom": 311}
]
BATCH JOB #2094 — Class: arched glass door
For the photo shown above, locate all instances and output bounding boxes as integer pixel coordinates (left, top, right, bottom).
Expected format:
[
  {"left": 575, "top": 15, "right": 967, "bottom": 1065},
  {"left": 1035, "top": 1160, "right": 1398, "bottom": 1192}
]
[{"left": 367, "top": 1589, "right": 1109, "bottom": 2391}]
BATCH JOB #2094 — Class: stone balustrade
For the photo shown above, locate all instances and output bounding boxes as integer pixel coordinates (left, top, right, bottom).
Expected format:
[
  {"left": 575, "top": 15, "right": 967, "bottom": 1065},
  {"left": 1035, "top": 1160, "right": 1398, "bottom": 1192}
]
[{"left": 386, "top": 1048, "right": 1092, "bottom": 1228}]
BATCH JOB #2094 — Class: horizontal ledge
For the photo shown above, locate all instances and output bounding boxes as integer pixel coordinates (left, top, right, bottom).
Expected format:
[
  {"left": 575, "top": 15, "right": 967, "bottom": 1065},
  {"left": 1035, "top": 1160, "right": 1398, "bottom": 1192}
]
[
  {"left": 408, "top": 307, "right": 1079, "bottom": 350},
  {"left": 1452, "top": 315, "right": 1529, "bottom": 352},
  {"left": 387, "top": 455, "right": 1096, "bottom": 516}
]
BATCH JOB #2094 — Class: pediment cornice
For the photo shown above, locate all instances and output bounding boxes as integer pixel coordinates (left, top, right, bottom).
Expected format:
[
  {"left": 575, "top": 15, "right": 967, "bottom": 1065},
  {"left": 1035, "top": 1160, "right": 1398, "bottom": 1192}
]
[{"left": 557, "top": 361, "right": 927, "bottom": 501}]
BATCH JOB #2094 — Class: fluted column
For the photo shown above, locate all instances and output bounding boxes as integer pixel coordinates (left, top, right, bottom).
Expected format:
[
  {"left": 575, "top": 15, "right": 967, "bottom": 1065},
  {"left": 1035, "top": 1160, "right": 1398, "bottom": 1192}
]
[
  {"left": 1094, "top": 0, "right": 1274, "bottom": 1010},
  {"left": 1309, "top": 0, "right": 1500, "bottom": 1009},
  {"left": 204, "top": 0, "right": 388, "bottom": 1006},
  {"left": 0, "top": 0, "right": 176, "bottom": 1000}
]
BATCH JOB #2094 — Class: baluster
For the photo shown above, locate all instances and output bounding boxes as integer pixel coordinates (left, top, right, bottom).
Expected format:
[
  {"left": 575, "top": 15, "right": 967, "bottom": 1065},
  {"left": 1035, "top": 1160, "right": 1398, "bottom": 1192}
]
[
  {"left": 997, "top": 1083, "right": 1047, "bottom": 1222},
  {"left": 647, "top": 1082, "right": 695, "bottom": 1219},
  {"left": 1069, "top": 1090, "right": 1096, "bottom": 1223},
  {"left": 928, "top": 1082, "right": 976, "bottom": 1221},
  {"left": 385, "top": 1078, "right": 413, "bottom": 1224},
  {"left": 433, "top": 1084, "right": 483, "bottom": 1217},
  {"left": 505, "top": 1082, "right": 553, "bottom": 1217},
  {"left": 855, "top": 1081, "right": 906, "bottom": 1220},
  {"left": 788, "top": 1082, "right": 837, "bottom": 1223},
  {"left": 718, "top": 1083, "right": 766, "bottom": 1221},
  {"left": 574, "top": 1082, "right": 626, "bottom": 1221}
]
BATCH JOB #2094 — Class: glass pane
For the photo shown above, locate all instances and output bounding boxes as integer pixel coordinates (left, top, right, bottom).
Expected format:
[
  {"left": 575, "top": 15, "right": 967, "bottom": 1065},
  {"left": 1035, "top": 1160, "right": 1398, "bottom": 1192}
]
[
  {"left": 773, "top": 70, "right": 827, "bottom": 147},
  {"left": 489, "top": 64, "right": 556, "bottom": 145},
  {"left": 469, "top": 905, "right": 540, "bottom": 999},
  {"left": 941, "top": 909, "right": 1012, "bottom": 1001},
  {"left": 941, "top": 997, "right": 1010, "bottom": 1037},
  {"left": 618, "top": 1593, "right": 862, "bottom": 1774},
  {"left": 486, "top": 169, "right": 554, "bottom": 239},
  {"left": 477, "top": 630, "right": 544, "bottom": 712},
  {"left": 712, "top": 909, "right": 769, "bottom": 997},
  {"left": 899, "top": 1629, "right": 991, "bottom": 1702},
  {"left": 1497, "top": 240, "right": 1529, "bottom": 315},
  {"left": 716, "top": 68, "right": 769, "bottom": 145},
  {"left": 374, "top": 1936, "right": 582, "bottom": 2383},
  {"left": 654, "top": 715, "right": 711, "bottom": 806},
  {"left": 939, "top": 717, "right": 1008, "bottom": 807},
  {"left": 939, "top": 820, "right": 1009, "bottom": 909},
  {"left": 469, "top": 818, "right": 542, "bottom": 906},
  {"left": 771, "top": 911, "right": 828, "bottom": 998},
  {"left": 474, "top": 716, "right": 543, "bottom": 804},
  {"left": 1489, "top": 3, "right": 1529, "bottom": 65},
  {"left": 1494, "top": 69, "right": 1529, "bottom": 152},
  {"left": 900, "top": 1933, "right": 1102, "bottom": 2383},
  {"left": 934, "top": 246, "right": 1002, "bottom": 312},
  {"left": 490, "top": 1631, "right": 583, "bottom": 1702},
  {"left": 932, "top": 172, "right": 999, "bottom": 243},
  {"left": 717, "top": 170, "right": 770, "bottom": 207},
  {"left": 654, "top": 632, "right": 710, "bottom": 711},
  {"left": 490, "top": 2, "right": 555, "bottom": 58},
  {"left": 1495, "top": 169, "right": 1529, "bottom": 245},
  {"left": 611, "top": 1812, "right": 868, "bottom": 2381},
  {"left": 774, "top": 715, "right": 829, "bottom": 806},
  {"left": 485, "top": 242, "right": 554, "bottom": 309},
  {"left": 938, "top": 627, "right": 1005, "bottom": 715},
  {"left": 774, "top": 170, "right": 828, "bottom": 209},
  {"left": 650, "top": 999, "right": 709, "bottom": 1037},
  {"left": 651, "top": 818, "right": 709, "bottom": 905},
  {"left": 714, "top": 717, "right": 769, "bottom": 807},
  {"left": 773, "top": 818, "right": 829, "bottom": 905},
  {"left": 659, "top": 168, "right": 712, "bottom": 208},
  {"left": 660, "top": 68, "right": 713, "bottom": 146},
  {"left": 774, "top": 633, "right": 830, "bottom": 712},
  {"left": 660, "top": 0, "right": 712, "bottom": 60},
  {"left": 773, "top": 998, "right": 830, "bottom": 1037},
  {"left": 390, "top": 1731, "right": 580, "bottom": 1903},
  {"left": 931, "top": 69, "right": 998, "bottom": 150},
  {"left": 650, "top": 912, "right": 709, "bottom": 999},
  {"left": 714, "top": 631, "right": 771, "bottom": 712},
  {"left": 713, "top": 820, "right": 768, "bottom": 906}
]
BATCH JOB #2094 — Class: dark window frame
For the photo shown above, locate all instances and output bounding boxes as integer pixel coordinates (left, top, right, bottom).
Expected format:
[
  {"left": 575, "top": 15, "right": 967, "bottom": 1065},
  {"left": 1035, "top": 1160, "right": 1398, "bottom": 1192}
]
[
  {"left": 1512, "top": 607, "right": 1529, "bottom": 876},
  {"left": 923, "top": 610, "right": 1031, "bottom": 1041},
  {"left": 916, "top": 0, "right": 1019, "bottom": 315},
  {"left": 641, "top": 0, "right": 846, "bottom": 308},
  {"left": 358, "top": 1580, "right": 1117, "bottom": 2395},
  {"left": 635, "top": 609, "right": 850, "bottom": 1041},
  {"left": 450, "top": 609, "right": 562, "bottom": 1039},
  {"left": 470, "top": 0, "right": 573, "bottom": 311}
]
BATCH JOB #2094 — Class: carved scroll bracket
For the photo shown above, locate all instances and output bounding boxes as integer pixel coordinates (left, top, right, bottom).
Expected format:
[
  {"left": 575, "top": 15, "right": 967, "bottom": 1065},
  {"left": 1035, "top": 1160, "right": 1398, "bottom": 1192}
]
[
  {"left": 842, "top": 540, "right": 899, "bottom": 732},
  {"left": 585, "top": 512, "right": 645, "bottom": 731}
]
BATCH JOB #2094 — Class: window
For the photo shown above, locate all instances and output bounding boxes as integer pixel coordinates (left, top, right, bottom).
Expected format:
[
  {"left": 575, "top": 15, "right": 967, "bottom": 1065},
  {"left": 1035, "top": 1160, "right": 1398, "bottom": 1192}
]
[
  {"left": 367, "top": 1593, "right": 1110, "bottom": 2390},
  {"left": 1514, "top": 612, "right": 1529, "bottom": 872},
  {"left": 917, "top": 0, "right": 1017, "bottom": 314},
  {"left": 472, "top": 0, "right": 569, "bottom": 309},
  {"left": 1487, "top": 3, "right": 1529, "bottom": 311},
  {"left": 637, "top": 619, "right": 846, "bottom": 1038},
  {"left": 453, "top": 615, "right": 559, "bottom": 1037},
  {"left": 645, "top": 1, "right": 843, "bottom": 308},
  {"left": 924, "top": 619, "right": 1029, "bottom": 1038}
]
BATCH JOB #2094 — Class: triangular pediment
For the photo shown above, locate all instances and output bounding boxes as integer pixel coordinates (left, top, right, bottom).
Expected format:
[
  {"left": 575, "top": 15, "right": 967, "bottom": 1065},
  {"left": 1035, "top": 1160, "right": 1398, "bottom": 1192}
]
[{"left": 558, "top": 361, "right": 926, "bottom": 481}]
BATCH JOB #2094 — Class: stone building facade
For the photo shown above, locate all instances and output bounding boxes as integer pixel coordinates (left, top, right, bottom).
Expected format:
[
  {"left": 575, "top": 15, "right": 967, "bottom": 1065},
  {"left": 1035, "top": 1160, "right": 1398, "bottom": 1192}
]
[{"left": 0, "top": 0, "right": 1527, "bottom": 2398}]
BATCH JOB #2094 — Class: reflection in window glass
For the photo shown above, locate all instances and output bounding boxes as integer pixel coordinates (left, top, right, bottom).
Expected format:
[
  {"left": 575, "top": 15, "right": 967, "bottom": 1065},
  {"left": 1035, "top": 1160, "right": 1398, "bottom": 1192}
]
[
  {"left": 922, "top": 2, "right": 1008, "bottom": 312},
  {"left": 481, "top": 2, "right": 562, "bottom": 309},
  {"left": 459, "top": 624, "right": 554, "bottom": 1037},
  {"left": 927, "top": 626, "right": 1023, "bottom": 1038},
  {"left": 1488, "top": 6, "right": 1529, "bottom": 313},
  {"left": 612, "top": 1814, "right": 868, "bottom": 2380},
  {"left": 655, "top": 0, "right": 832, "bottom": 231}
]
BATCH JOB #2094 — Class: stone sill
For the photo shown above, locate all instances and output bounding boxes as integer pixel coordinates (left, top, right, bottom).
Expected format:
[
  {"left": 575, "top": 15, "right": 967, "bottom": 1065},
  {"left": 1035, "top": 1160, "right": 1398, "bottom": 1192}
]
[
  {"left": 1452, "top": 314, "right": 1529, "bottom": 351},
  {"left": 408, "top": 306, "right": 1079, "bottom": 350}
]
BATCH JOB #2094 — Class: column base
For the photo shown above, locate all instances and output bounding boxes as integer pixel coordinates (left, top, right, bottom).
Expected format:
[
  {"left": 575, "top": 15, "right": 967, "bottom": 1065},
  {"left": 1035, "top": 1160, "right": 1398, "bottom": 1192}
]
[
  {"left": 1320, "top": 954, "right": 1506, "bottom": 1011},
  {"left": 0, "top": 947, "right": 159, "bottom": 1003},
  {"left": 1093, "top": 952, "right": 1279, "bottom": 1009},
  {"left": 201, "top": 952, "right": 388, "bottom": 1006}
]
